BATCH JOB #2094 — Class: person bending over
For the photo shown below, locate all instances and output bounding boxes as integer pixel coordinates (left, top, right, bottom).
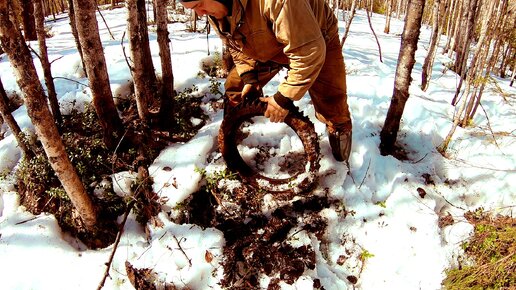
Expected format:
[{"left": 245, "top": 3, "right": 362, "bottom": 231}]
[{"left": 181, "top": 0, "right": 352, "bottom": 162}]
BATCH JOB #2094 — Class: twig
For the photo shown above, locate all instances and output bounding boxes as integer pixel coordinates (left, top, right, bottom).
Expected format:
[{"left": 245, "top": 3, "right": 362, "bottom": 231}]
[
  {"left": 121, "top": 31, "right": 134, "bottom": 79},
  {"left": 479, "top": 102, "right": 502, "bottom": 151},
  {"left": 96, "top": 201, "right": 135, "bottom": 290},
  {"left": 435, "top": 189, "right": 467, "bottom": 211},
  {"left": 410, "top": 153, "right": 429, "bottom": 164},
  {"left": 136, "top": 231, "right": 167, "bottom": 261},
  {"left": 27, "top": 45, "right": 41, "bottom": 60},
  {"left": 358, "top": 158, "right": 371, "bottom": 189},
  {"left": 49, "top": 55, "right": 64, "bottom": 65},
  {"left": 205, "top": 16, "right": 210, "bottom": 55},
  {"left": 451, "top": 157, "right": 516, "bottom": 172},
  {"left": 96, "top": 5, "right": 115, "bottom": 40},
  {"left": 285, "top": 228, "right": 304, "bottom": 241},
  {"left": 173, "top": 235, "right": 192, "bottom": 267},
  {"left": 210, "top": 189, "right": 221, "bottom": 205},
  {"left": 15, "top": 216, "right": 39, "bottom": 225},
  {"left": 365, "top": 6, "right": 383, "bottom": 63},
  {"left": 52, "top": 77, "right": 89, "bottom": 87},
  {"left": 110, "top": 129, "right": 132, "bottom": 194}
]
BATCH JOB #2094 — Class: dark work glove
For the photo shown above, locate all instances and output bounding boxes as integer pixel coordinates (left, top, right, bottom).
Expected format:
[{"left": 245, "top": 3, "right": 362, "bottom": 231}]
[
  {"left": 259, "top": 92, "right": 295, "bottom": 123},
  {"left": 272, "top": 91, "right": 296, "bottom": 111}
]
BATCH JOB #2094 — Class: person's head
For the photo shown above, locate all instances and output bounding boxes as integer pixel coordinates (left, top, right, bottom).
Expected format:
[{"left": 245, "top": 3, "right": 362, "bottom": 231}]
[{"left": 180, "top": 0, "right": 229, "bottom": 19}]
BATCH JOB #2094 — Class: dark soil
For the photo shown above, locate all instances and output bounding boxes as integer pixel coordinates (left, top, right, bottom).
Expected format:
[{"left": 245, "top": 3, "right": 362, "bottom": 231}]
[{"left": 176, "top": 182, "right": 344, "bottom": 288}]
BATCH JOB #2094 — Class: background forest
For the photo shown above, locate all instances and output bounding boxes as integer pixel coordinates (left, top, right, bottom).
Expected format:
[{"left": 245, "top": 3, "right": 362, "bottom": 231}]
[{"left": 0, "top": 0, "right": 515, "bottom": 289}]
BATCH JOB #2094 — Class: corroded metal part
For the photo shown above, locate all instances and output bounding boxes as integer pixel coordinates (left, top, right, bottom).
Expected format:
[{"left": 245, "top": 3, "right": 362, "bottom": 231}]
[{"left": 218, "top": 97, "right": 320, "bottom": 194}]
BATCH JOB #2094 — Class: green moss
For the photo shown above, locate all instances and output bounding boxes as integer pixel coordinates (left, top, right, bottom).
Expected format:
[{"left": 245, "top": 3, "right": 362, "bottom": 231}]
[{"left": 443, "top": 212, "right": 516, "bottom": 289}]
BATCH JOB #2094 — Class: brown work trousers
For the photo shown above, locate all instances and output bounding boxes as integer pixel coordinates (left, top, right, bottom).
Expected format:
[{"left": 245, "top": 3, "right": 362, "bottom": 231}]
[{"left": 224, "top": 33, "right": 352, "bottom": 131}]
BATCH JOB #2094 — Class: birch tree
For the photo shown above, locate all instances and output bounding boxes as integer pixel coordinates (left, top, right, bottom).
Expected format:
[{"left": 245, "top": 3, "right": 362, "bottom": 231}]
[
  {"left": 155, "top": 0, "right": 175, "bottom": 127},
  {"left": 451, "top": 0, "right": 479, "bottom": 105},
  {"left": 341, "top": 0, "right": 356, "bottom": 46},
  {"left": 421, "top": 0, "right": 442, "bottom": 91},
  {"left": 127, "top": 0, "right": 157, "bottom": 122},
  {"left": 384, "top": 0, "right": 394, "bottom": 34},
  {"left": 67, "top": 0, "right": 87, "bottom": 78},
  {"left": 380, "top": 0, "right": 426, "bottom": 156},
  {"left": 0, "top": 77, "right": 33, "bottom": 158},
  {"left": 20, "top": 0, "right": 37, "bottom": 41},
  {"left": 72, "top": 0, "right": 123, "bottom": 148},
  {"left": 34, "top": 0, "right": 62, "bottom": 124},
  {"left": 0, "top": 3, "right": 97, "bottom": 229},
  {"left": 439, "top": 0, "right": 512, "bottom": 153}
]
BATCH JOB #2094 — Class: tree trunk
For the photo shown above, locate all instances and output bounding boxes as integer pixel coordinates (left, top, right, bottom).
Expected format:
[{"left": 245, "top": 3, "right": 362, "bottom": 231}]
[
  {"left": 127, "top": 0, "right": 157, "bottom": 122},
  {"left": 7, "top": 0, "right": 22, "bottom": 31},
  {"left": 50, "top": 0, "right": 57, "bottom": 20},
  {"left": 380, "top": 0, "right": 425, "bottom": 156},
  {"left": 20, "top": 0, "right": 38, "bottom": 41},
  {"left": 498, "top": 44, "right": 510, "bottom": 78},
  {"left": 192, "top": 11, "right": 197, "bottom": 32},
  {"left": 451, "top": 0, "right": 479, "bottom": 105},
  {"left": 396, "top": 0, "right": 410, "bottom": 20},
  {"left": 384, "top": 0, "right": 393, "bottom": 34},
  {"left": 366, "top": 0, "right": 383, "bottom": 62},
  {"left": 34, "top": 0, "right": 62, "bottom": 125},
  {"left": 340, "top": 0, "right": 356, "bottom": 47},
  {"left": 454, "top": 0, "right": 478, "bottom": 76},
  {"left": 0, "top": 77, "right": 33, "bottom": 158},
  {"left": 155, "top": 0, "right": 175, "bottom": 127},
  {"left": 465, "top": 0, "right": 508, "bottom": 123},
  {"left": 72, "top": 0, "right": 123, "bottom": 148},
  {"left": 445, "top": 0, "right": 461, "bottom": 57},
  {"left": 67, "top": 0, "right": 87, "bottom": 77},
  {"left": 440, "top": 0, "right": 509, "bottom": 153},
  {"left": 421, "top": 0, "right": 441, "bottom": 91},
  {"left": 0, "top": 4, "right": 97, "bottom": 229}
]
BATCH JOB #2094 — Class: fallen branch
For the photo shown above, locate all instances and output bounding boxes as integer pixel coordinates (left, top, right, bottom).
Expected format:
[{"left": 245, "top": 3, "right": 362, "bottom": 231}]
[
  {"left": 359, "top": 158, "right": 371, "bottom": 189},
  {"left": 15, "top": 216, "right": 39, "bottom": 225},
  {"left": 97, "top": 201, "right": 135, "bottom": 290},
  {"left": 435, "top": 189, "right": 467, "bottom": 211},
  {"left": 173, "top": 235, "right": 192, "bottom": 267},
  {"left": 410, "top": 153, "right": 429, "bottom": 164},
  {"left": 479, "top": 102, "right": 502, "bottom": 151},
  {"left": 451, "top": 157, "right": 516, "bottom": 172},
  {"left": 52, "top": 77, "right": 89, "bottom": 87}
]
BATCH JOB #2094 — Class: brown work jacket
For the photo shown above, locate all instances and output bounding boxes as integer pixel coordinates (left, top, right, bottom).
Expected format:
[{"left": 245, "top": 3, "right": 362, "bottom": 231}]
[{"left": 209, "top": 0, "right": 339, "bottom": 101}]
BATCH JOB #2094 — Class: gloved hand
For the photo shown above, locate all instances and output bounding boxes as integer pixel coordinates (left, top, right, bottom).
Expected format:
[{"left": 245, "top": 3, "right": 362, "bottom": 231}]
[
  {"left": 260, "top": 92, "right": 295, "bottom": 123},
  {"left": 241, "top": 83, "right": 262, "bottom": 99},
  {"left": 226, "top": 83, "right": 261, "bottom": 107}
]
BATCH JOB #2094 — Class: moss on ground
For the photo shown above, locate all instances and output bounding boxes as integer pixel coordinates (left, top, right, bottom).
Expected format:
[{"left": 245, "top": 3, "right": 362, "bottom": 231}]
[{"left": 443, "top": 209, "right": 515, "bottom": 289}]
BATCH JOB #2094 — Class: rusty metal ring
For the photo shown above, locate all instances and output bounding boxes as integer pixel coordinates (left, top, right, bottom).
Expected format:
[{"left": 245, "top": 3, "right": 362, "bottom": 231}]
[{"left": 218, "top": 98, "right": 320, "bottom": 194}]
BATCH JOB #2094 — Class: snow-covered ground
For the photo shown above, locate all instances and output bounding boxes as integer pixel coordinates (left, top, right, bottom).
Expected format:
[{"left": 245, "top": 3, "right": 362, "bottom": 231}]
[{"left": 0, "top": 6, "right": 515, "bottom": 290}]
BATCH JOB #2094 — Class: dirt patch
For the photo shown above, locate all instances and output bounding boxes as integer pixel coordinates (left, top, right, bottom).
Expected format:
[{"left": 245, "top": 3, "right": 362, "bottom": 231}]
[{"left": 176, "top": 183, "right": 344, "bottom": 288}]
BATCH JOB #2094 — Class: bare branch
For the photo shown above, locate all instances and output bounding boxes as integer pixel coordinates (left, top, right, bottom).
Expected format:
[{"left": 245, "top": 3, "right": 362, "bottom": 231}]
[{"left": 97, "top": 201, "right": 135, "bottom": 290}]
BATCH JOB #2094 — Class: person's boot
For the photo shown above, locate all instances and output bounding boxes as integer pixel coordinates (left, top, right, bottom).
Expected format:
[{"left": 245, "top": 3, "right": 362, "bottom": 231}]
[{"left": 328, "top": 129, "right": 352, "bottom": 162}]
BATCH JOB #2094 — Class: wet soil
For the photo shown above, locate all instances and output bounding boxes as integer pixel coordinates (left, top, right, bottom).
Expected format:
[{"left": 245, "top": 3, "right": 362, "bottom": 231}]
[{"left": 176, "top": 183, "right": 344, "bottom": 289}]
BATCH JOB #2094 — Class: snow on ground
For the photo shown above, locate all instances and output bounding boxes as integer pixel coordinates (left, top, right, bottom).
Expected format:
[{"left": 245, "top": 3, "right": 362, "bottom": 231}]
[{"left": 0, "top": 7, "right": 515, "bottom": 290}]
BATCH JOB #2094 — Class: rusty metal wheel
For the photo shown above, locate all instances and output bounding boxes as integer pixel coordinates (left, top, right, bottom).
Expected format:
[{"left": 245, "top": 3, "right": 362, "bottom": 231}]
[{"left": 218, "top": 97, "right": 320, "bottom": 194}]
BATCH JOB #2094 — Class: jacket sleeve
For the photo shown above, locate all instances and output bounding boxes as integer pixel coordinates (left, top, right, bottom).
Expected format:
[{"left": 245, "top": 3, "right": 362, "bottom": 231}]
[
  {"left": 228, "top": 44, "right": 259, "bottom": 84},
  {"left": 268, "top": 0, "right": 326, "bottom": 101}
]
